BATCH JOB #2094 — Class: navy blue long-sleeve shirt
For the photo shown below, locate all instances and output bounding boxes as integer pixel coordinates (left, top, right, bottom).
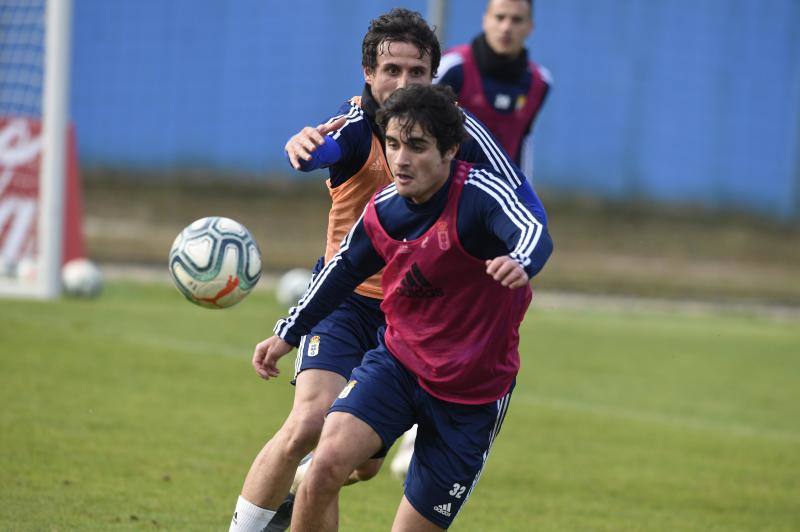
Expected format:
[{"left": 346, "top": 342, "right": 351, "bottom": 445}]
[{"left": 275, "top": 161, "right": 553, "bottom": 346}]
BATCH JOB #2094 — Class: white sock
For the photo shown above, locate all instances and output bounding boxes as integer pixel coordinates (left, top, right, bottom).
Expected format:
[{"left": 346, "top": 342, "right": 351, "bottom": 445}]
[{"left": 229, "top": 495, "right": 276, "bottom": 532}]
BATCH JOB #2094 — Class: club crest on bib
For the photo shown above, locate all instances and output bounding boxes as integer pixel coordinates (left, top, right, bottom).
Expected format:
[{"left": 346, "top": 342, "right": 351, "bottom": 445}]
[{"left": 436, "top": 222, "right": 450, "bottom": 250}]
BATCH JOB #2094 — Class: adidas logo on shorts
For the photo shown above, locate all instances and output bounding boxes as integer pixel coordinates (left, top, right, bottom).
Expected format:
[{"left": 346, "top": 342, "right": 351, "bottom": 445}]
[{"left": 433, "top": 502, "right": 452, "bottom": 517}]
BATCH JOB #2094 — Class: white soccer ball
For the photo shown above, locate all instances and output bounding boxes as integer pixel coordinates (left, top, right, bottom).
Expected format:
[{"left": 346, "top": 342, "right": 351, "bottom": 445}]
[
  {"left": 168, "top": 216, "right": 262, "bottom": 309},
  {"left": 276, "top": 267, "right": 313, "bottom": 306},
  {"left": 62, "top": 258, "right": 104, "bottom": 298}
]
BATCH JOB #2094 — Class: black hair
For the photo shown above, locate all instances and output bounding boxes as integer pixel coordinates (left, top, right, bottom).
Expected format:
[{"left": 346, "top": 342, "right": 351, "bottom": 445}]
[
  {"left": 376, "top": 85, "right": 466, "bottom": 156},
  {"left": 362, "top": 8, "right": 441, "bottom": 77}
]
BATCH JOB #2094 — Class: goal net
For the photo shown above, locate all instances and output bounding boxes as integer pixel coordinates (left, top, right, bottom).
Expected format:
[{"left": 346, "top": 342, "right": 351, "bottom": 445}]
[{"left": 0, "top": 0, "right": 72, "bottom": 298}]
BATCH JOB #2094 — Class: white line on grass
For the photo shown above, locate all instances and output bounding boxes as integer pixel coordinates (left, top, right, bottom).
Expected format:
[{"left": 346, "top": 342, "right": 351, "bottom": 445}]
[
  {"left": 518, "top": 394, "right": 800, "bottom": 444},
  {"left": 115, "top": 332, "right": 251, "bottom": 360}
]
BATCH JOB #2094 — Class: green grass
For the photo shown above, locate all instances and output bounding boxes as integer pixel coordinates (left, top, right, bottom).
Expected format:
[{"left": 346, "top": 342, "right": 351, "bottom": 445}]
[{"left": 1, "top": 282, "right": 799, "bottom": 530}]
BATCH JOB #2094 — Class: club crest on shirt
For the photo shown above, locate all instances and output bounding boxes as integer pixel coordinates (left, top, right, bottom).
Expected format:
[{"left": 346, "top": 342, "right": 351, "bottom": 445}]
[
  {"left": 308, "top": 335, "right": 321, "bottom": 357},
  {"left": 398, "top": 237, "right": 412, "bottom": 254},
  {"left": 436, "top": 222, "right": 450, "bottom": 250},
  {"left": 494, "top": 93, "right": 512, "bottom": 110},
  {"left": 339, "top": 379, "right": 357, "bottom": 399},
  {"left": 516, "top": 94, "right": 527, "bottom": 110}
]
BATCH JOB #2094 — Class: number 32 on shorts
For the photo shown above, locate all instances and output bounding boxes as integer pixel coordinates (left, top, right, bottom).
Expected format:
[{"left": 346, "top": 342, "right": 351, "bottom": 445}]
[{"left": 449, "top": 483, "right": 466, "bottom": 499}]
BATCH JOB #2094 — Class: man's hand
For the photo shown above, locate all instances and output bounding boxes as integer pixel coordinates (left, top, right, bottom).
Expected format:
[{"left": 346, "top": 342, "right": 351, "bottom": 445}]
[
  {"left": 485, "top": 256, "right": 529, "bottom": 289},
  {"left": 285, "top": 116, "right": 347, "bottom": 170},
  {"left": 252, "top": 335, "right": 294, "bottom": 380}
]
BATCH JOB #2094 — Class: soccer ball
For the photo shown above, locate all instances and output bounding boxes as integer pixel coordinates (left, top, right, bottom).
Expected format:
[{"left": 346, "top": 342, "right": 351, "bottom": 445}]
[
  {"left": 168, "top": 217, "right": 262, "bottom": 309},
  {"left": 62, "top": 258, "right": 104, "bottom": 298},
  {"left": 276, "top": 267, "right": 313, "bottom": 306}
]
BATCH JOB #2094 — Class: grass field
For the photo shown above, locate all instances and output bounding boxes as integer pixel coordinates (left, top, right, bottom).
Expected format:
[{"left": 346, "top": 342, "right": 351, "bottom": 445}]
[{"left": 1, "top": 281, "right": 799, "bottom": 531}]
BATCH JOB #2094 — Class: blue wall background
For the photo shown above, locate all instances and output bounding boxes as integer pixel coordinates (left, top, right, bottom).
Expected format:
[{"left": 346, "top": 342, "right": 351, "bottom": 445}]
[{"left": 68, "top": 0, "right": 800, "bottom": 218}]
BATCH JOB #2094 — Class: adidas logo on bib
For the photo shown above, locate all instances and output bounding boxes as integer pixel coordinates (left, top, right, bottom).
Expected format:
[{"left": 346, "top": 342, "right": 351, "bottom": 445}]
[
  {"left": 396, "top": 263, "right": 443, "bottom": 298},
  {"left": 433, "top": 502, "right": 452, "bottom": 517}
]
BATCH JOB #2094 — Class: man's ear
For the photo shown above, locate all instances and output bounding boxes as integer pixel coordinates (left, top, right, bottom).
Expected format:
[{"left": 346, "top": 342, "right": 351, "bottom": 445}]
[
  {"left": 364, "top": 67, "right": 374, "bottom": 85},
  {"left": 444, "top": 143, "right": 459, "bottom": 162}
]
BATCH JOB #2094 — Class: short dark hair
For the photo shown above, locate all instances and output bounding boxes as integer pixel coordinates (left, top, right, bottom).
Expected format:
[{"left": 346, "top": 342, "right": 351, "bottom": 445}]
[
  {"left": 376, "top": 85, "right": 466, "bottom": 156},
  {"left": 362, "top": 8, "right": 441, "bottom": 77},
  {"left": 487, "top": 0, "right": 534, "bottom": 18}
]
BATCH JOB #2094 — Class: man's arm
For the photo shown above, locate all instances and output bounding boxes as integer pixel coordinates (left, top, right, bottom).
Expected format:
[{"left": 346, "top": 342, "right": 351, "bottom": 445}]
[
  {"left": 464, "top": 167, "right": 553, "bottom": 284},
  {"left": 520, "top": 65, "right": 553, "bottom": 183},
  {"left": 456, "top": 108, "right": 548, "bottom": 226},
  {"left": 284, "top": 101, "right": 365, "bottom": 171},
  {"left": 277, "top": 215, "right": 384, "bottom": 345},
  {"left": 252, "top": 215, "right": 385, "bottom": 379}
]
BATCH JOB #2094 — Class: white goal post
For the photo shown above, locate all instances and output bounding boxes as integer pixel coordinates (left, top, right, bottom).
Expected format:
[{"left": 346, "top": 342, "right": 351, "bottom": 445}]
[
  {"left": 0, "top": 0, "right": 72, "bottom": 299},
  {"left": 427, "top": 0, "right": 449, "bottom": 44}
]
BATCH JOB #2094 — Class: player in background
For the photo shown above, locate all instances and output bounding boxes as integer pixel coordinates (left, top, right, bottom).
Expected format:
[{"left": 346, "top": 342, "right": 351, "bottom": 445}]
[
  {"left": 229, "top": 9, "right": 549, "bottom": 532},
  {"left": 435, "top": 0, "right": 550, "bottom": 181},
  {"left": 255, "top": 84, "right": 553, "bottom": 531}
]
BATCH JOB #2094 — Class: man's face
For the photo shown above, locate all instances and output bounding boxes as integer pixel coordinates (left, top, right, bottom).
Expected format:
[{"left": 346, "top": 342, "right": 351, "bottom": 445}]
[
  {"left": 364, "top": 41, "right": 433, "bottom": 106},
  {"left": 482, "top": 0, "right": 533, "bottom": 56},
  {"left": 384, "top": 118, "right": 457, "bottom": 204}
]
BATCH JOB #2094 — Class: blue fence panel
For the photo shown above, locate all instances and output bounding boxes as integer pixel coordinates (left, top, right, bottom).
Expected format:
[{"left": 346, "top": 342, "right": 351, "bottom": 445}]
[
  {"left": 525, "top": 0, "right": 800, "bottom": 218},
  {"left": 68, "top": 0, "right": 800, "bottom": 218},
  {"left": 70, "top": 0, "right": 426, "bottom": 171}
]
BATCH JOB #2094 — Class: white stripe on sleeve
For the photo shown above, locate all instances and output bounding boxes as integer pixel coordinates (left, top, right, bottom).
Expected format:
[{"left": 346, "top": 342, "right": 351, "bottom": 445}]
[
  {"left": 331, "top": 105, "right": 364, "bottom": 140},
  {"left": 466, "top": 169, "right": 543, "bottom": 268},
  {"left": 462, "top": 112, "right": 522, "bottom": 188}
]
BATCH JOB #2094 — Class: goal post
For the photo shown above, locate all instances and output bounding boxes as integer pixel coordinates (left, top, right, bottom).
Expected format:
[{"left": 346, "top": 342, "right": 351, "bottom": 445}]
[
  {"left": 427, "top": 0, "right": 449, "bottom": 45},
  {"left": 0, "top": 0, "right": 72, "bottom": 299}
]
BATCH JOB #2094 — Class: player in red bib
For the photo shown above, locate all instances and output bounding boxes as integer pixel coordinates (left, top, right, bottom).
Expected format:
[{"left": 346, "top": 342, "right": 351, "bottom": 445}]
[
  {"left": 435, "top": 0, "right": 550, "bottom": 176},
  {"left": 255, "top": 85, "right": 552, "bottom": 530}
]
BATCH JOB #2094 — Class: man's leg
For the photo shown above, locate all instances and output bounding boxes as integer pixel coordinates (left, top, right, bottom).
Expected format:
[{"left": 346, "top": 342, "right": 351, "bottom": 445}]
[
  {"left": 397, "top": 387, "right": 515, "bottom": 531},
  {"left": 230, "top": 369, "right": 346, "bottom": 531},
  {"left": 345, "top": 457, "right": 383, "bottom": 485},
  {"left": 292, "top": 411, "right": 383, "bottom": 531},
  {"left": 391, "top": 496, "right": 445, "bottom": 532},
  {"left": 292, "top": 452, "right": 383, "bottom": 489}
]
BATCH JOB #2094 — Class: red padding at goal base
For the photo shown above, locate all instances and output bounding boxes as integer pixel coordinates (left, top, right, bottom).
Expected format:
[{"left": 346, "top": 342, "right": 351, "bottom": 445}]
[{"left": 0, "top": 117, "right": 86, "bottom": 266}]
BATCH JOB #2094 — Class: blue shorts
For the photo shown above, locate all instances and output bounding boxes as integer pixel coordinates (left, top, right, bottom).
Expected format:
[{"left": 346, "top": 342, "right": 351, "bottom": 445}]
[
  {"left": 329, "top": 341, "right": 514, "bottom": 529},
  {"left": 293, "top": 288, "right": 385, "bottom": 382}
]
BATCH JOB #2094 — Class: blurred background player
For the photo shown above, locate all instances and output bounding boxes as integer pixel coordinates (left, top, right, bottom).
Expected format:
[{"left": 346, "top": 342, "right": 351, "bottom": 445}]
[
  {"left": 254, "top": 83, "right": 553, "bottom": 531},
  {"left": 435, "top": 0, "right": 550, "bottom": 181},
  {"left": 229, "top": 8, "right": 548, "bottom": 532}
]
